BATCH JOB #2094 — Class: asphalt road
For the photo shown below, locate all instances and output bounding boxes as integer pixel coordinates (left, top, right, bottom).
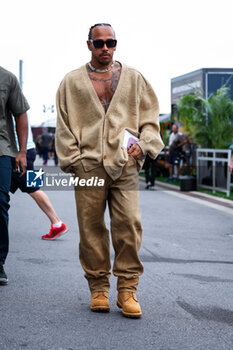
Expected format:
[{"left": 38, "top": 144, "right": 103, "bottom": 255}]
[{"left": 0, "top": 178, "right": 233, "bottom": 350}]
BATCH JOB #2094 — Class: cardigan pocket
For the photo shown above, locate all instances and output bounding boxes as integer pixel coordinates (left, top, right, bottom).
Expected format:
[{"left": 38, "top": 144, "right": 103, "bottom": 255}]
[{"left": 127, "top": 154, "right": 137, "bottom": 166}]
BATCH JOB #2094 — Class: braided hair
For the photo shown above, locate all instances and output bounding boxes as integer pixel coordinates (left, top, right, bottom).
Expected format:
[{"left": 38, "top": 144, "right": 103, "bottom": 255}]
[{"left": 88, "top": 23, "right": 115, "bottom": 40}]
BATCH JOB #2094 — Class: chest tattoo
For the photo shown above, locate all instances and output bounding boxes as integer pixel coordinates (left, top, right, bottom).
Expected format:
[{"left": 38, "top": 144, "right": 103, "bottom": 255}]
[{"left": 87, "top": 64, "right": 122, "bottom": 112}]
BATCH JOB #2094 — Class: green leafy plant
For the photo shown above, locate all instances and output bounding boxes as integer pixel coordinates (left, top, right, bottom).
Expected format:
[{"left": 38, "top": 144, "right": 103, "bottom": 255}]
[{"left": 176, "top": 86, "right": 233, "bottom": 149}]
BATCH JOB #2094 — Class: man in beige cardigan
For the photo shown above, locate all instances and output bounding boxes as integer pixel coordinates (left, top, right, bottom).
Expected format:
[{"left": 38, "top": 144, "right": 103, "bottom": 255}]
[{"left": 56, "top": 23, "right": 164, "bottom": 318}]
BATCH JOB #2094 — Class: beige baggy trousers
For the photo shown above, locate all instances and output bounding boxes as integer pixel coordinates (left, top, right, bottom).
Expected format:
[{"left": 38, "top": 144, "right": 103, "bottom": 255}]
[{"left": 74, "top": 156, "right": 144, "bottom": 293}]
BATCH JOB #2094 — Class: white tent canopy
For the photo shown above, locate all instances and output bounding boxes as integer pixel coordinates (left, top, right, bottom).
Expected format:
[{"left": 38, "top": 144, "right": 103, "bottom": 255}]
[
  {"left": 32, "top": 117, "right": 57, "bottom": 128},
  {"left": 159, "top": 113, "right": 171, "bottom": 123}
]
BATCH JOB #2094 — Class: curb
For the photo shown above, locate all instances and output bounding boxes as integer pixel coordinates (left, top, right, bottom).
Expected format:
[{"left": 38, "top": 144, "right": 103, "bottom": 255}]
[{"left": 139, "top": 177, "right": 233, "bottom": 209}]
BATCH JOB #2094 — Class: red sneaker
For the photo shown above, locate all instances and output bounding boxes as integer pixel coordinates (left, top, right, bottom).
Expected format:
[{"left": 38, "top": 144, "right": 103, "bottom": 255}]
[{"left": 41, "top": 223, "right": 69, "bottom": 240}]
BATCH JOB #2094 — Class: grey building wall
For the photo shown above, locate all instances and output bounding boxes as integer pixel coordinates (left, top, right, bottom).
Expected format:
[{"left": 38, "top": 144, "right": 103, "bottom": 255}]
[{"left": 171, "top": 68, "right": 233, "bottom": 108}]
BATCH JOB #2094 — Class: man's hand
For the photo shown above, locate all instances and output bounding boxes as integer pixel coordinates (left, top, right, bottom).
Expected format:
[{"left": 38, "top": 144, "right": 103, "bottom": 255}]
[
  {"left": 15, "top": 150, "right": 27, "bottom": 176},
  {"left": 128, "top": 144, "right": 144, "bottom": 160}
]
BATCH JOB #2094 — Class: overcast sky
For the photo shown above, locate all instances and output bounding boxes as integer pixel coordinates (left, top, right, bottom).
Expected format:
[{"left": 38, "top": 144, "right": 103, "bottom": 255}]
[{"left": 1, "top": 0, "right": 233, "bottom": 125}]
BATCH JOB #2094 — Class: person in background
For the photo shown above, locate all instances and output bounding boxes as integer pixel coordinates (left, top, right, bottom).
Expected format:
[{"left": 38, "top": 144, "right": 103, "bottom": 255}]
[
  {"left": 48, "top": 133, "right": 54, "bottom": 160},
  {"left": 0, "top": 66, "right": 28, "bottom": 285},
  {"left": 35, "top": 134, "right": 42, "bottom": 157},
  {"left": 40, "top": 128, "right": 51, "bottom": 165},
  {"left": 165, "top": 124, "right": 186, "bottom": 182},
  {"left": 11, "top": 115, "right": 68, "bottom": 240},
  {"left": 144, "top": 154, "right": 157, "bottom": 190},
  {"left": 49, "top": 133, "right": 58, "bottom": 166}
]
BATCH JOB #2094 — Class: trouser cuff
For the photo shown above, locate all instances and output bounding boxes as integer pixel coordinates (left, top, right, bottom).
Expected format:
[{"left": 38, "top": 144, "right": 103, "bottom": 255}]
[
  {"left": 87, "top": 276, "right": 110, "bottom": 293},
  {"left": 117, "top": 276, "right": 139, "bottom": 292}
]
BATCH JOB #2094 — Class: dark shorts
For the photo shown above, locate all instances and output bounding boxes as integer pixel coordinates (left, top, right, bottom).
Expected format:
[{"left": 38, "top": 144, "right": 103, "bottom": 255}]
[
  {"left": 168, "top": 149, "right": 181, "bottom": 165},
  {"left": 10, "top": 148, "right": 39, "bottom": 194}
]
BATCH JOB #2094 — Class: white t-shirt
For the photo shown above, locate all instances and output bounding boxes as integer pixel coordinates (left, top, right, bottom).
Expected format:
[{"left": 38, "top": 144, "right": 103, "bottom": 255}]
[
  {"left": 14, "top": 114, "right": 36, "bottom": 150},
  {"left": 169, "top": 131, "right": 183, "bottom": 147}
]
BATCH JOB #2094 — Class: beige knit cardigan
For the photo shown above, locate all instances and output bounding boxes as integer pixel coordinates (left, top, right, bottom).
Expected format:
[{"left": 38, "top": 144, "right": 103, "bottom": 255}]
[{"left": 56, "top": 62, "right": 164, "bottom": 180}]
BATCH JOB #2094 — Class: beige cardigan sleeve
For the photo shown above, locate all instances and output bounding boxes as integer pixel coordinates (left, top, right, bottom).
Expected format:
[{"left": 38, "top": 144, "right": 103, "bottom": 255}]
[
  {"left": 55, "top": 81, "right": 81, "bottom": 173},
  {"left": 137, "top": 81, "right": 164, "bottom": 159}
]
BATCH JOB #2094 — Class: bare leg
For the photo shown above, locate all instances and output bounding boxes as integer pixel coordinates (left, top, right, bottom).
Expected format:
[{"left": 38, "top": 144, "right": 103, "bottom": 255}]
[
  {"left": 29, "top": 190, "right": 60, "bottom": 224},
  {"left": 169, "top": 164, "right": 173, "bottom": 178}
]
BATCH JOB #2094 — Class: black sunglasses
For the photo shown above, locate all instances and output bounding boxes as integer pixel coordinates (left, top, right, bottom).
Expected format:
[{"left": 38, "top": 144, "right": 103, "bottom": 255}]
[{"left": 89, "top": 39, "right": 117, "bottom": 49}]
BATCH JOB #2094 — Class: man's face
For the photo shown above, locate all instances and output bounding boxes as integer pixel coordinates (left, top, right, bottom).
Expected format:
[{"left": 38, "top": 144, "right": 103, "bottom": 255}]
[
  {"left": 87, "top": 26, "right": 116, "bottom": 67},
  {"left": 172, "top": 124, "right": 178, "bottom": 133}
]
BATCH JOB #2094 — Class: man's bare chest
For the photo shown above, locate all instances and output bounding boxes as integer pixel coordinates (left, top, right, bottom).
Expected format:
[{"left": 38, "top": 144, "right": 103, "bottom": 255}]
[
  {"left": 92, "top": 79, "right": 114, "bottom": 102},
  {"left": 88, "top": 65, "right": 122, "bottom": 112}
]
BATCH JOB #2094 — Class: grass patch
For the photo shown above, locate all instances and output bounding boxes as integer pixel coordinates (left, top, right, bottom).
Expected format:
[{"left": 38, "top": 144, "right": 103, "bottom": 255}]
[{"left": 198, "top": 187, "right": 233, "bottom": 200}]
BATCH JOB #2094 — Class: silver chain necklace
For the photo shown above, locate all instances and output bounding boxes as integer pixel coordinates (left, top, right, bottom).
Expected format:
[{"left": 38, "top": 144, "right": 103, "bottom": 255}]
[{"left": 88, "top": 61, "right": 114, "bottom": 73}]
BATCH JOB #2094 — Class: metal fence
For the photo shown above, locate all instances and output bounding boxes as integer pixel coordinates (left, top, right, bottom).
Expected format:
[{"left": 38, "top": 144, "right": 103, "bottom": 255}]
[{"left": 196, "top": 148, "right": 233, "bottom": 197}]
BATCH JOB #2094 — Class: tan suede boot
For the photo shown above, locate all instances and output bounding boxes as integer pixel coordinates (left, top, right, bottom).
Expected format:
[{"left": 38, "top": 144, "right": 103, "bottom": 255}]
[
  {"left": 117, "top": 292, "right": 142, "bottom": 318},
  {"left": 91, "top": 291, "right": 110, "bottom": 312}
]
